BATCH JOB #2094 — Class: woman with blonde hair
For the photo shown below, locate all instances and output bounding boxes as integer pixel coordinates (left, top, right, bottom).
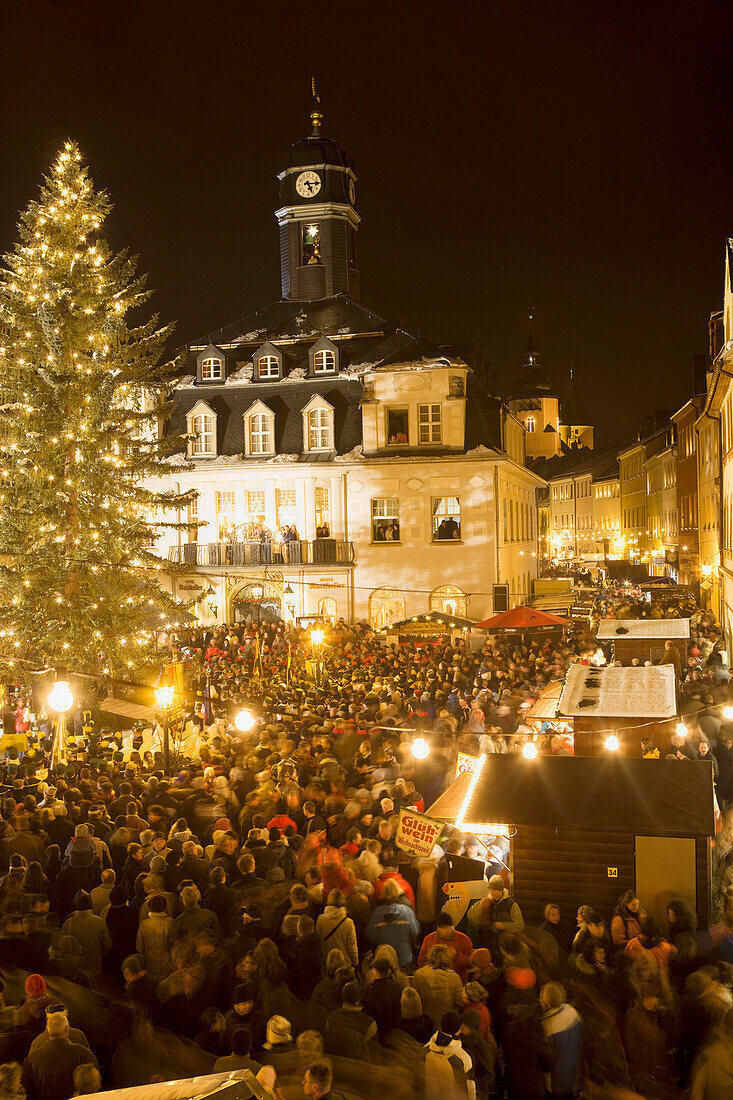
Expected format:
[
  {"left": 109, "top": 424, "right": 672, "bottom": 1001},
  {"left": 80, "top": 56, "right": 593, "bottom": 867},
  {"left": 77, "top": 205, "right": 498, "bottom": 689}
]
[
  {"left": 411, "top": 943, "right": 463, "bottom": 1027},
  {"left": 395, "top": 986, "right": 433, "bottom": 1044},
  {"left": 0, "top": 1062, "right": 23, "bottom": 1100}
]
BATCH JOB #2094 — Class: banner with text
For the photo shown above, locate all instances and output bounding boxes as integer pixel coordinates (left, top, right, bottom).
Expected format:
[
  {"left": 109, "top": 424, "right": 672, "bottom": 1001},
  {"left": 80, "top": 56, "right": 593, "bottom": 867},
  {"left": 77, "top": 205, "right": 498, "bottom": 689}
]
[
  {"left": 395, "top": 808, "right": 443, "bottom": 858},
  {"left": 455, "top": 751, "right": 480, "bottom": 779}
]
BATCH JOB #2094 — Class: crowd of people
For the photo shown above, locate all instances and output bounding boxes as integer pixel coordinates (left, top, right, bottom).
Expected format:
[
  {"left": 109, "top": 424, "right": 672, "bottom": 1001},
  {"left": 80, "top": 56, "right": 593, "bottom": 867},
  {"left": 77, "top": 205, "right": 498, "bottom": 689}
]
[{"left": 0, "top": 587, "right": 731, "bottom": 1099}]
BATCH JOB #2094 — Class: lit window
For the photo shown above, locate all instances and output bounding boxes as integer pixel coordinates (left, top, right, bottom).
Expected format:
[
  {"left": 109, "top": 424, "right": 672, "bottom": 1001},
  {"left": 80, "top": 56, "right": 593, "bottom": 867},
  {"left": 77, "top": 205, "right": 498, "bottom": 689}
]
[
  {"left": 192, "top": 414, "right": 215, "bottom": 455},
  {"left": 430, "top": 585, "right": 467, "bottom": 618},
  {"left": 216, "top": 490, "right": 236, "bottom": 540},
  {"left": 372, "top": 498, "right": 400, "bottom": 541},
  {"left": 313, "top": 349, "right": 336, "bottom": 373},
  {"left": 315, "top": 486, "right": 330, "bottom": 533},
  {"left": 302, "top": 224, "right": 322, "bottom": 265},
  {"left": 257, "top": 355, "right": 279, "bottom": 379},
  {"left": 418, "top": 404, "right": 442, "bottom": 444},
  {"left": 387, "top": 407, "right": 409, "bottom": 445},
  {"left": 525, "top": 415, "right": 536, "bottom": 433},
  {"left": 307, "top": 407, "right": 333, "bottom": 449},
  {"left": 249, "top": 413, "right": 273, "bottom": 455},
  {"left": 432, "top": 496, "right": 461, "bottom": 540},
  {"left": 246, "top": 489, "right": 266, "bottom": 527},
  {"left": 276, "top": 487, "right": 297, "bottom": 528},
  {"left": 201, "top": 358, "right": 223, "bottom": 381}
]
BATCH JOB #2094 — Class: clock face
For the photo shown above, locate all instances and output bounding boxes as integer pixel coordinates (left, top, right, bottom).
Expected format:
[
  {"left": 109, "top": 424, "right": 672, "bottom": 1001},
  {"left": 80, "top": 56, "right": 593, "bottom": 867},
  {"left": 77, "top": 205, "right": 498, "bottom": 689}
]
[
  {"left": 295, "top": 171, "right": 321, "bottom": 198},
  {"left": 348, "top": 178, "right": 356, "bottom": 204}
]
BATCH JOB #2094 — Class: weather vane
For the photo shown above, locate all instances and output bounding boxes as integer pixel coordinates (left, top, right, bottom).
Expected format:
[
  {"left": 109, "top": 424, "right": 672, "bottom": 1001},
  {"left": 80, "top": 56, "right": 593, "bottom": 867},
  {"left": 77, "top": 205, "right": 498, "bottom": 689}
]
[{"left": 310, "top": 76, "right": 323, "bottom": 135}]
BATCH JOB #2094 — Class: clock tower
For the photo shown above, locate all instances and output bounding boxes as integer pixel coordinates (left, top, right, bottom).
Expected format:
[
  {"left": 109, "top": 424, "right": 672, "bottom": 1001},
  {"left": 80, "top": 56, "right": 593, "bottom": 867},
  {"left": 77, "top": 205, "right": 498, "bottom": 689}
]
[{"left": 275, "top": 97, "right": 360, "bottom": 301}]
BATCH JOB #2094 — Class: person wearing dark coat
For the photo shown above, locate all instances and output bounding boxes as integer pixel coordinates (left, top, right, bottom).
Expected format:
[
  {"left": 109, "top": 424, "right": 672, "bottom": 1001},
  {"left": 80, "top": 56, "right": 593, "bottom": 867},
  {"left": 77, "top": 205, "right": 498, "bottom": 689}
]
[
  {"left": 500, "top": 999, "right": 553, "bottom": 1100},
  {"left": 291, "top": 918, "right": 324, "bottom": 999},
  {"left": 54, "top": 844, "right": 102, "bottom": 917},
  {"left": 362, "top": 958, "right": 403, "bottom": 1036},
  {"left": 104, "top": 886, "right": 140, "bottom": 977},
  {"left": 22, "top": 1013, "right": 99, "bottom": 1100},
  {"left": 170, "top": 884, "right": 220, "bottom": 941},
  {"left": 259, "top": 830, "right": 297, "bottom": 880}
]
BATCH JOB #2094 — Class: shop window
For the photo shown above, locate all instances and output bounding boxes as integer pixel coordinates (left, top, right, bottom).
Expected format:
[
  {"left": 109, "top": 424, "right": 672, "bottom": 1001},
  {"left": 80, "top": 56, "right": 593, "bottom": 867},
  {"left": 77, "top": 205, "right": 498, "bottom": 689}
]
[
  {"left": 418, "top": 403, "right": 442, "bottom": 444},
  {"left": 432, "top": 496, "right": 461, "bottom": 540},
  {"left": 430, "top": 585, "right": 467, "bottom": 618},
  {"left": 246, "top": 489, "right": 267, "bottom": 529},
  {"left": 387, "top": 407, "right": 409, "bottom": 445},
  {"left": 302, "top": 223, "right": 322, "bottom": 265},
  {"left": 369, "top": 586, "right": 405, "bottom": 630},
  {"left": 372, "top": 498, "right": 400, "bottom": 542}
]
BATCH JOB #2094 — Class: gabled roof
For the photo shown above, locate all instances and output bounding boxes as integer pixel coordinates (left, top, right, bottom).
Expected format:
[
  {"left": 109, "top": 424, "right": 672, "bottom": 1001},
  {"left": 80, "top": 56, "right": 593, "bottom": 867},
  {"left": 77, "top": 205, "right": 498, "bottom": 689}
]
[{"left": 475, "top": 605, "right": 569, "bottom": 631}]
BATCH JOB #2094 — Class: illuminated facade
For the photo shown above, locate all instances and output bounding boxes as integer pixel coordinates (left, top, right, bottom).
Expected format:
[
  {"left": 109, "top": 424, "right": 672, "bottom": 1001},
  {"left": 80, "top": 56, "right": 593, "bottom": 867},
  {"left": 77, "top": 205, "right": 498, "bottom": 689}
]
[{"left": 147, "top": 107, "right": 544, "bottom": 625}]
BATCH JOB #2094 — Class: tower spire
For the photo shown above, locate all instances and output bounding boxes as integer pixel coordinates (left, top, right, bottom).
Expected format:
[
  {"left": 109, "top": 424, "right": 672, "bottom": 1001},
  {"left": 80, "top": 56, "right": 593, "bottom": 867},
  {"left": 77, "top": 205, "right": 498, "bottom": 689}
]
[
  {"left": 525, "top": 303, "right": 537, "bottom": 366},
  {"left": 310, "top": 76, "right": 323, "bottom": 136}
]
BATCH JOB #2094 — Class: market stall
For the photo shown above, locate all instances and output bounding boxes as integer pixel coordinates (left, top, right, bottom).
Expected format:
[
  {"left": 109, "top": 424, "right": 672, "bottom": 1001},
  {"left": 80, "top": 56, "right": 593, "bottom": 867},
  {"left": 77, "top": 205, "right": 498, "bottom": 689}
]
[
  {"left": 383, "top": 610, "right": 476, "bottom": 645},
  {"left": 428, "top": 754, "right": 715, "bottom": 926},
  {"left": 596, "top": 617, "right": 690, "bottom": 665},
  {"left": 557, "top": 662, "right": 678, "bottom": 757},
  {"left": 475, "top": 604, "right": 569, "bottom": 639}
]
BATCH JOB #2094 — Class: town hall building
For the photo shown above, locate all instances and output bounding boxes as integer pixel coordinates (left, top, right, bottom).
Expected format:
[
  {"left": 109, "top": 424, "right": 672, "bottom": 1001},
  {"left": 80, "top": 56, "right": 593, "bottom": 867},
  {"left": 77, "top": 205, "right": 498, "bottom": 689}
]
[{"left": 150, "top": 103, "right": 544, "bottom": 627}]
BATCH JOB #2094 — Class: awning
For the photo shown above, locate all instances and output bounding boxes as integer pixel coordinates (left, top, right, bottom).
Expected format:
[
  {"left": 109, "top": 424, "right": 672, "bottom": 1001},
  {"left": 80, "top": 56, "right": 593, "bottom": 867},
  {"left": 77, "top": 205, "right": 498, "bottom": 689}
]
[
  {"left": 99, "top": 697, "right": 157, "bottom": 723},
  {"left": 428, "top": 755, "right": 715, "bottom": 837},
  {"left": 475, "top": 605, "right": 569, "bottom": 632}
]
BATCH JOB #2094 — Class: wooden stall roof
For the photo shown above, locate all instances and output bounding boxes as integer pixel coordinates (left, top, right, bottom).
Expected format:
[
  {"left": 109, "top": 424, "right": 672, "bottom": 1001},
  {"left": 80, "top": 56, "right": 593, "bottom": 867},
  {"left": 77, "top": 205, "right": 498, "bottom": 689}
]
[
  {"left": 525, "top": 679, "right": 565, "bottom": 722},
  {"left": 558, "top": 662, "right": 677, "bottom": 719},
  {"left": 597, "top": 618, "right": 691, "bottom": 640},
  {"left": 428, "top": 755, "right": 715, "bottom": 837}
]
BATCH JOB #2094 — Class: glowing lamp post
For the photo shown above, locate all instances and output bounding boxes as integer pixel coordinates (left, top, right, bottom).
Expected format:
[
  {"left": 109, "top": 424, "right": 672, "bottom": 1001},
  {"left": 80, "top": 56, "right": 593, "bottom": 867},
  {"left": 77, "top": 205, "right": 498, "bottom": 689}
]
[
  {"left": 605, "top": 734, "right": 620, "bottom": 752},
  {"left": 234, "top": 708, "right": 256, "bottom": 733},
  {"left": 49, "top": 676, "right": 74, "bottom": 768},
  {"left": 154, "top": 678, "right": 175, "bottom": 774},
  {"left": 522, "top": 741, "right": 538, "bottom": 760},
  {"left": 724, "top": 705, "right": 733, "bottom": 722},
  {"left": 412, "top": 737, "right": 430, "bottom": 760},
  {"left": 310, "top": 627, "right": 325, "bottom": 687}
]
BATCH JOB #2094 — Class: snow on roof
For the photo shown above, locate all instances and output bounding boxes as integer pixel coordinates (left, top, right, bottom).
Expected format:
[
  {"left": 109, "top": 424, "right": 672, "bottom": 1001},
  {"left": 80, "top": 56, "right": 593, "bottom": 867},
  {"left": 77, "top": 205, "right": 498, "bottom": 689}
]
[
  {"left": 596, "top": 619, "right": 690, "bottom": 640},
  {"left": 558, "top": 663, "right": 677, "bottom": 719}
]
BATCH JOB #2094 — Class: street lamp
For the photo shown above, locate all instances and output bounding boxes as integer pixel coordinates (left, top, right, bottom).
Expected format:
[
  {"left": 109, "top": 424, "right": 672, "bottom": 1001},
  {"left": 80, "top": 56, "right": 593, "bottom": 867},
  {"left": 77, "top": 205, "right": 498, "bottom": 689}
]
[
  {"left": 522, "top": 741, "right": 538, "bottom": 759},
  {"left": 724, "top": 705, "right": 733, "bottom": 721},
  {"left": 49, "top": 674, "right": 74, "bottom": 769},
  {"left": 154, "top": 677, "right": 175, "bottom": 774},
  {"left": 605, "top": 734, "right": 620, "bottom": 752},
  {"left": 234, "top": 708, "right": 256, "bottom": 733},
  {"left": 412, "top": 737, "right": 430, "bottom": 759},
  {"left": 310, "top": 627, "right": 324, "bottom": 686}
]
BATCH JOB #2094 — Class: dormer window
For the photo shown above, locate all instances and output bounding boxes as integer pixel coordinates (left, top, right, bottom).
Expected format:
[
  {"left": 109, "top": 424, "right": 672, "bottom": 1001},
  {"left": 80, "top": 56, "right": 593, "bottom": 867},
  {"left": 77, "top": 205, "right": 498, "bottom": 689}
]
[
  {"left": 525, "top": 415, "right": 536, "bottom": 433},
  {"left": 309, "top": 337, "right": 339, "bottom": 377},
  {"left": 196, "top": 343, "right": 226, "bottom": 384},
  {"left": 201, "top": 357, "right": 223, "bottom": 381},
  {"left": 258, "top": 355, "right": 279, "bottom": 379},
  {"left": 303, "top": 395, "right": 335, "bottom": 452},
  {"left": 252, "top": 341, "right": 283, "bottom": 381},
  {"left": 243, "top": 400, "right": 275, "bottom": 457},
  {"left": 418, "top": 403, "right": 442, "bottom": 444},
  {"left": 314, "top": 350, "right": 336, "bottom": 373},
  {"left": 186, "top": 400, "right": 218, "bottom": 458}
]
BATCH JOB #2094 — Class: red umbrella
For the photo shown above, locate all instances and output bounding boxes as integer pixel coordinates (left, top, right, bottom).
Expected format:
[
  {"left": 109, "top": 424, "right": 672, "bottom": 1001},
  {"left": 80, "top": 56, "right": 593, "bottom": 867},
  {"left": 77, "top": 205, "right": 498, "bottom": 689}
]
[{"left": 475, "top": 605, "right": 569, "bottom": 632}]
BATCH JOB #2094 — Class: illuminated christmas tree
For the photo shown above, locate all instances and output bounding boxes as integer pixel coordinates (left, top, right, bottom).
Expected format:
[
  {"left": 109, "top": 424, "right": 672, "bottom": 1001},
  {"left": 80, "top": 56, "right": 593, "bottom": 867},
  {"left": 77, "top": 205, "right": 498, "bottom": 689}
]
[{"left": 0, "top": 141, "right": 192, "bottom": 676}]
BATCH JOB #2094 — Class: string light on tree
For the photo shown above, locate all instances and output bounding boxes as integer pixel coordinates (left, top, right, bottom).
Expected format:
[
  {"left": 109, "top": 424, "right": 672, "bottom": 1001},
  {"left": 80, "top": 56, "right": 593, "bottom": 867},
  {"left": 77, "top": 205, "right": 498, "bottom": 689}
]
[{"left": 0, "top": 140, "right": 195, "bottom": 677}]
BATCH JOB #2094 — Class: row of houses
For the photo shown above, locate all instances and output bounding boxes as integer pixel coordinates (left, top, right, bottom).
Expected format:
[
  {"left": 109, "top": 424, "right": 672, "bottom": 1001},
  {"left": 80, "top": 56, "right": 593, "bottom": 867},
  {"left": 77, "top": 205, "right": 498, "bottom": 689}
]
[{"left": 535, "top": 241, "right": 733, "bottom": 641}]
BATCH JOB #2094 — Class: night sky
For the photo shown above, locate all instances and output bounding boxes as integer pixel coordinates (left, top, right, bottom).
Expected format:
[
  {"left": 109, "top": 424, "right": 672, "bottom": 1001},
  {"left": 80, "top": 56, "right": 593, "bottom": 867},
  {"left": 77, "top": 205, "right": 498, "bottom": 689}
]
[{"left": 2, "top": 2, "right": 732, "bottom": 445}]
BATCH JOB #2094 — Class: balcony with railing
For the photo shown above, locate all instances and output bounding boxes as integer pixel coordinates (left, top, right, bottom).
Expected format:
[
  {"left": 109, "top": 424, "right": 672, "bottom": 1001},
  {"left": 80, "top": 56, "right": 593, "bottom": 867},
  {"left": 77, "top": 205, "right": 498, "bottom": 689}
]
[{"left": 168, "top": 538, "right": 356, "bottom": 567}]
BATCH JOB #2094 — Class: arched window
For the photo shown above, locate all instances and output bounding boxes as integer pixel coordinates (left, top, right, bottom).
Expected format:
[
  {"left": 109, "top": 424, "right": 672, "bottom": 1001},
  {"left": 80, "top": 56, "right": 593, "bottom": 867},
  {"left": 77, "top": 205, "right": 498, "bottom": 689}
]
[
  {"left": 369, "top": 586, "right": 406, "bottom": 631},
  {"left": 307, "top": 407, "right": 333, "bottom": 450},
  {"left": 313, "top": 350, "right": 336, "bottom": 373},
  {"left": 201, "top": 358, "right": 223, "bottom": 381},
  {"left": 525, "top": 416, "right": 536, "bottom": 433},
  {"left": 317, "top": 597, "right": 337, "bottom": 621},
  {"left": 249, "top": 413, "right": 273, "bottom": 455},
  {"left": 430, "top": 585, "right": 467, "bottom": 618},
  {"left": 257, "top": 355, "right": 279, "bottom": 379},
  {"left": 192, "top": 414, "right": 215, "bottom": 456}
]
